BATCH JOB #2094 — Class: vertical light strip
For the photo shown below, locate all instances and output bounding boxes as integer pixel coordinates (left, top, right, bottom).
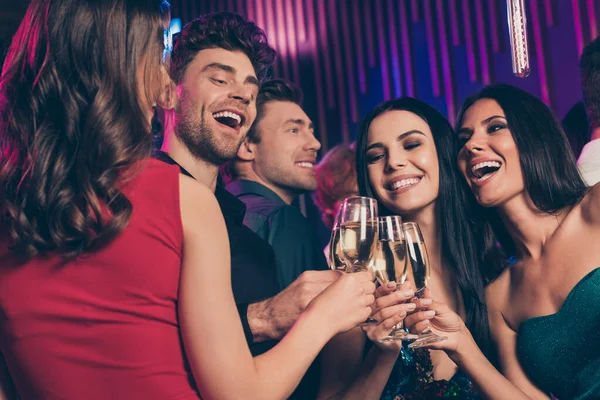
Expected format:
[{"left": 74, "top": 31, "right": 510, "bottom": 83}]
[
  {"left": 254, "top": 0, "right": 265, "bottom": 38},
  {"left": 399, "top": 0, "right": 415, "bottom": 97},
  {"left": 474, "top": 0, "right": 490, "bottom": 84},
  {"left": 572, "top": 0, "right": 584, "bottom": 56},
  {"left": 237, "top": 0, "right": 246, "bottom": 17},
  {"left": 364, "top": 1, "right": 377, "bottom": 68},
  {"left": 284, "top": 0, "right": 301, "bottom": 85},
  {"left": 387, "top": 0, "right": 403, "bottom": 98},
  {"left": 328, "top": 0, "right": 350, "bottom": 142},
  {"left": 544, "top": 0, "right": 554, "bottom": 26},
  {"left": 317, "top": 0, "right": 336, "bottom": 108},
  {"left": 424, "top": 0, "right": 441, "bottom": 96},
  {"left": 294, "top": 0, "right": 307, "bottom": 42},
  {"left": 588, "top": 0, "right": 598, "bottom": 40},
  {"left": 531, "top": 0, "right": 550, "bottom": 104},
  {"left": 246, "top": 0, "right": 255, "bottom": 24},
  {"left": 436, "top": 0, "right": 455, "bottom": 123},
  {"left": 488, "top": 0, "right": 500, "bottom": 52},
  {"left": 352, "top": 0, "right": 368, "bottom": 94},
  {"left": 305, "top": 0, "right": 328, "bottom": 151},
  {"left": 411, "top": 0, "right": 420, "bottom": 21},
  {"left": 461, "top": 0, "right": 477, "bottom": 82},
  {"left": 263, "top": 0, "right": 281, "bottom": 77},
  {"left": 340, "top": 1, "right": 360, "bottom": 122},
  {"left": 449, "top": 0, "right": 461, "bottom": 45},
  {"left": 275, "top": 0, "right": 290, "bottom": 80},
  {"left": 375, "top": 0, "right": 391, "bottom": 100}
]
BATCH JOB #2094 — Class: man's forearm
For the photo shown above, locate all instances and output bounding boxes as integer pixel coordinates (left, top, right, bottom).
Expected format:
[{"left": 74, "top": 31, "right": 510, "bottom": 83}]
[{"left": 247, "top": 298, "right": 284, "bottom": 342}]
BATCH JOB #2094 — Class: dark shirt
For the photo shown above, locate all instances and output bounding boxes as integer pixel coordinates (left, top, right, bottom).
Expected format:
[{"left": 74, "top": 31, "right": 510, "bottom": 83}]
[
  {"left": 153, "top": 152, "right": 279, "bottom": 356},
  {"left": 226, "top": 180, "right": 329, "bottom": 289}
]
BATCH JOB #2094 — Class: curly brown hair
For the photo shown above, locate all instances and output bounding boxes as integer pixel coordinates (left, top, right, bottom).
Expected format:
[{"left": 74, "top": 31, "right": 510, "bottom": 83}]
[
  {"left": 0, "top": 0, "right": 170, "bottom": 258},
  {"left": 169, "top": 12, "right": 276, "bottom": 84}
]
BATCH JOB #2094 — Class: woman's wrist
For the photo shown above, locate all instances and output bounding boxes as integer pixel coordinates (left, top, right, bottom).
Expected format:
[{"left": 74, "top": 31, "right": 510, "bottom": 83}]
[{"left": 447, "top": 325, "right": 479, "bottom": 363}]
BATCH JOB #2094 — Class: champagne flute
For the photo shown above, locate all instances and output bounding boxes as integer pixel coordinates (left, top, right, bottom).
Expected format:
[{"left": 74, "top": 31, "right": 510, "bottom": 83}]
[
  {"left": 372, "top": 216, "right": 418, "bottom": 342},
  {"left": 328, "top": 207, "right": 345, "bottom": 270},
  {"left": 339, "top": 197, "right": 379, "bottom": 274},
  {"left": 403, "top": 222, "right": 447, "bottom": 348}
]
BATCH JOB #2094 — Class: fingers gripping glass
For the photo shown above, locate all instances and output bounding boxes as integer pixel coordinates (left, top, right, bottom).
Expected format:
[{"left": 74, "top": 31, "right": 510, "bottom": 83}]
[
  {"left": 402, "top": 222, "right": 447, "bottom": 348},
  {"left": 373, "top": 216, "right": 418, "bottom": 342}
]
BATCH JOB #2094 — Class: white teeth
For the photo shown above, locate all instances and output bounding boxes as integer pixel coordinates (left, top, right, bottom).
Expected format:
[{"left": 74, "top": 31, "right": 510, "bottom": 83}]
[
  {"left": 296, "top": 162, "right": 314, "bottom": 168},
  {"left": 212, "top": 111, "right": 242, "bottom": 124},
  {"left": 471, "top": 161, "right": 501, "bottom": 174},
  {"left": 476, "top": 173, "right": 495, "bottom": 182},
  {"left": 390, "top": 177, "right": 421, "bottom": 190}
]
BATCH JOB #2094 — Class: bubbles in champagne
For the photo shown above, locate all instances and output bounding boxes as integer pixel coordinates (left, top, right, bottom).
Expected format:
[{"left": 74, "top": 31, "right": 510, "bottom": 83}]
[{"left": 340, "top": 220, "right": 377, "bottom": 272}]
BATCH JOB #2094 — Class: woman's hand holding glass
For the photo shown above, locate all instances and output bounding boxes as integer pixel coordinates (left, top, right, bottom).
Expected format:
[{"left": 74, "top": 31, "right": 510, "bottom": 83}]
[
  {"left": 403, "top": 289, "right": 472, "bottom": 354},
  {"left": 361, "top": 280, "right": 419, "bottom": 350}
]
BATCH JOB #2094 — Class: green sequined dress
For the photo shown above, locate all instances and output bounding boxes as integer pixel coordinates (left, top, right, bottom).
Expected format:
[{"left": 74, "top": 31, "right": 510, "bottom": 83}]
[{"left": 516, "top": 268, "right": 600, "bottom": 399}]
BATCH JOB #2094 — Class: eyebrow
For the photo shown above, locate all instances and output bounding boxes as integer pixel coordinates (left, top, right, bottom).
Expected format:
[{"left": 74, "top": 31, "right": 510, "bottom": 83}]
[
  {"left": 284, "top": 119, "right": 314, "bottom": 130},
  {"left": 457, "top": 115, "right": 506, "bottom": 135},
  {"left": 202, "top": 62, "right": 260, "bottom": 87},
  {"left": 366, "top": 130, "right": 425, "bottom": 150}
]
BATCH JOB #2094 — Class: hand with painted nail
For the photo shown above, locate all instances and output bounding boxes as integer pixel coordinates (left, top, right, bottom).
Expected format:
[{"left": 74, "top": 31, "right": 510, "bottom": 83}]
[
  {"left": 403, "top": 289, "right": 470, "bottom": 353},
  {"left": 361, "top": 281, "right": 416, "bottom": 351}
]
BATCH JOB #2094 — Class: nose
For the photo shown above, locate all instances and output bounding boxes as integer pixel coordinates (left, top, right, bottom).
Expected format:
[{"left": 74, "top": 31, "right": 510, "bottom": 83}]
[
  {"left": 304, "top": 132, "right": 321, "bottom": 152},
  {"left": 464, "top": 137, "right": 485, "bottom": 154},
  {"left": 385, "top": 150, "right": 406, "bottom": 172},
  {"left": 229, "top": 84, "right": 253, "bottom": 105}
]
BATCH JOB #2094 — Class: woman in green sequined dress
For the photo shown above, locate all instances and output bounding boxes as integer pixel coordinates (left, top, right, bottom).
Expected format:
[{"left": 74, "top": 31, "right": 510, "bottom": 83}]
[
  {"left": 317, "top": 98, "right": 490, "bottom": 399},
  {"left": 405, "top": 84, "right": 599, "bottom": 399}
]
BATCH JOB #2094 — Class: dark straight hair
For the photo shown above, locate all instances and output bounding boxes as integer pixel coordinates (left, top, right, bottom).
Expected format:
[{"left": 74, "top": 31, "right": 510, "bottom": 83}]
[
  {"left": 456, "top": 84, "right": 588, "bottom": 274},
  {"left": 0, "top": 0, "right": 170, "bottom": 258},
  {"left": 356, "top": 97, "right": 491, "bottom": 352}
]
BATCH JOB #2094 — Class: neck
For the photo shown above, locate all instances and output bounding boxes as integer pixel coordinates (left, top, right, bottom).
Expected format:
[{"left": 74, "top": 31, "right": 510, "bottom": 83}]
[
  {"left": 496, "top": 193, "right": 568, "bottom": 260},
  {"left": 161, "top": 111, "right": 219, "bottom": 192},
  {"left": 236, "top": 168, "right": 296, "bottom": 205},
  {"left": 591, "top": 127, "right": 600, "bottom": 141},
  {"left": 402, "top": 202, "right": 443, "bottom": 272}
]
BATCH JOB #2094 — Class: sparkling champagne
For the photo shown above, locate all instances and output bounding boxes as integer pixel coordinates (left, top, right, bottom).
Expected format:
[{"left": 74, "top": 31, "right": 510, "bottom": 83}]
[
  {"left": 371, "top": 239, "right": 407, "bottom": 285},
  {"left": 340, "top": 220, "right": 378, "bottom": 272},
  {"left": 406, "top": 238, "right": 430, "bottom": 297},
  {"left": 328, "top": 227, "right": 345, "bottom": 270}
]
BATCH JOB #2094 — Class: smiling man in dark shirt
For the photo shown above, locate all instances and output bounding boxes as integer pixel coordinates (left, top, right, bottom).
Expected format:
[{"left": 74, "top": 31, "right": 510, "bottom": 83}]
[
  {"left": 224, "top": 79, "right": 329, "bottom": 289},
  {"left": 156, "top": 13, "right": 343, "bottom": 399}
]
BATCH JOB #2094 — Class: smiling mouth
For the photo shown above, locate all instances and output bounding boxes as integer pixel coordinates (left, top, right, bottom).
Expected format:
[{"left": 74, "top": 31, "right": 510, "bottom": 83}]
[
  {"left": 471, "top": 161, "right": 502, "bottom": 182},
  {"left": 387, "top": 177, "right": 422, "bottom": 191},
  {"left": 296, "top": 161, "right": 315, "bottom": 169},
  {"left": 212, "top": 111, "right": 245, "bottom": 129}
]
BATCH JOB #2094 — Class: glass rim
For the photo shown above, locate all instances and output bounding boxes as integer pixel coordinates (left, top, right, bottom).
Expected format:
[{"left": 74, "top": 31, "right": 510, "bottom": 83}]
[{"left": 343, "top": 195, "right": 377, "bottom": 202}]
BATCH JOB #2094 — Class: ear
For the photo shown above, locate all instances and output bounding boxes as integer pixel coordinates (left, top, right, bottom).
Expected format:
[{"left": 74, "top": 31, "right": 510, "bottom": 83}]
[
  {"left": 156, "top": 66, "right": 179, "bottom": 111},
  {"left": 236, "top": 138, "right": 256, "bottom": 161}
]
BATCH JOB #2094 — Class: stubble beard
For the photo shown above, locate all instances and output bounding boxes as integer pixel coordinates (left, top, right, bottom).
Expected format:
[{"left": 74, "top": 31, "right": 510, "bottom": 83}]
[{"left": 176, "top": 104, "right": 244, "bottom": 167}]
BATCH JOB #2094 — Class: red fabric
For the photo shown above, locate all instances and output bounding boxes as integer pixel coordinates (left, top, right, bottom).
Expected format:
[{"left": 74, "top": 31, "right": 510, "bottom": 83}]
[{"left": 0, "top": 159, "right": 199, "bottom": 399}]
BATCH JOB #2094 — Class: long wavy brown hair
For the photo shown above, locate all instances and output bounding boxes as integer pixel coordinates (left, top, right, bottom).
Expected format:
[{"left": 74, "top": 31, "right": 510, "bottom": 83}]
[{"left": 0, "top": 0, "right": 170, "bottom": 258}]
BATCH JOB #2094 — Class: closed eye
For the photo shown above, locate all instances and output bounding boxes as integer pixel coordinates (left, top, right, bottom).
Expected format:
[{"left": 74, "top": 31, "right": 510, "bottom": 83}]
[
  {"left": 404, "top": 141, "right": 421, "bottom": 150},
  {"left": 211, "top": 78, "right": 227, "bottom": 85},
  {"left": 487, "top": 123, "right": 506, "bottom": 134},
  {"left": 366, "top": 153, "right": 385, "bottom": 163}
]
